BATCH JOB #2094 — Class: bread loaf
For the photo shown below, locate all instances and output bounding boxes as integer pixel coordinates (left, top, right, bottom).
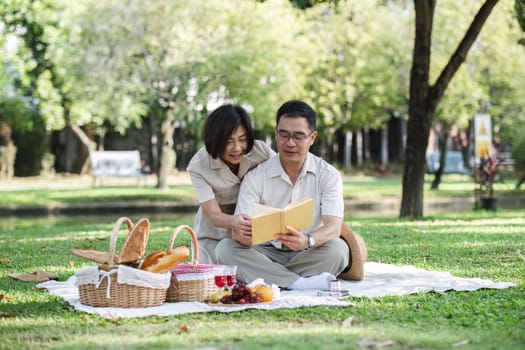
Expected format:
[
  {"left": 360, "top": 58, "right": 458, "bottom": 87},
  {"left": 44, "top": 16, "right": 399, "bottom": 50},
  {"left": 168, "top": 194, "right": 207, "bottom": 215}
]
[
  {"left": 143, "top": 245, "right": 190, "bottom": 273},
  {"left": 140, "top": 250, "right": 166, "bottom": 270}
]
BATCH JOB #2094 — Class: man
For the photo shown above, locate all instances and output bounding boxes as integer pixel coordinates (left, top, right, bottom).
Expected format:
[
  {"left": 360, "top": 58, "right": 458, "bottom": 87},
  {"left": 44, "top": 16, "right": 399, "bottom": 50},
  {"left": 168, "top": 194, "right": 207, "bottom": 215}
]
[{"left": 216, "top": 100, "right": 360, "bottom": 290}]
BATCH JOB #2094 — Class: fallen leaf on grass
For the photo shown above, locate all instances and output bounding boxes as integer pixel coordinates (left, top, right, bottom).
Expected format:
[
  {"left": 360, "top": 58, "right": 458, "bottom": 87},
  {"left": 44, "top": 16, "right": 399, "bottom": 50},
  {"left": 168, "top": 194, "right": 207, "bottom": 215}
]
[
  {"left": 433, "top": 290, "right": 448, "bottom": 296},
  {"left": 341, "top": 316, "right": 354, "bottom": 327},
  {"left": 108, "top": 316, "right": 120, "bottom": 324},
  {"left": 101, "top": 312, "right": 120, "bottom": 324},
  {"left": 8, "top": 270, "right": 59, "bottom": 282},
  {"left": 357, "top": 339, "right": 395, "bottom": 348},
  {"left": 452, "top": 339, "right": 470, "bottom": 347}
]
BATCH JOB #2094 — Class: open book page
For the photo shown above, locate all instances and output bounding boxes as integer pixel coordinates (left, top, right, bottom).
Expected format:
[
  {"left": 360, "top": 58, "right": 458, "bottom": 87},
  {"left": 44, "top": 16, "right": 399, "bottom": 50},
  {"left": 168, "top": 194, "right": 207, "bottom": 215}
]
[
  {"left": 283, "top": 198, "right": 314, "bottom": 234},
  {"left": 252, "top": 203, "right": 282, "bottom": 245},
  {"left": 252, "top": 203, "right": 281, "bottom": 216},
  {"left": 251, "top": 198, "right": 314, "bottom": 245}
]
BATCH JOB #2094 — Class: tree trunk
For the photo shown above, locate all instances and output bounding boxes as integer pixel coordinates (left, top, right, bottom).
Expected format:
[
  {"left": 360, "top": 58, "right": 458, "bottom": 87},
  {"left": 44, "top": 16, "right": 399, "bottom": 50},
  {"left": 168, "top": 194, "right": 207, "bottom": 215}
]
[
  {"left": 400, "top": 110, "right": 431, "bottom": 218},
  {"left": 400, "top": 0, "right": 434, "bottom": 219},
  {"left": 148, "top": 112, "right": 158, "bottom": 172},
  {"left": 70, "top": 124, "right": 95, "bottom": 151},
  {"left": 400, "top": 0, "right": 500, "bottom": 218},
  {"left": 355, "top": 129, "right": 363, "bottom": 166},
  {"left": 516, "top": 174, "right": 525, "bottom": 190},
  {"left": 380, "top": 127, "right": 388, "bottom": 165},
  {"left": 157, "top": 117, "right": 176, "bottom": 189},
  {"left": 363, "top": 128, "right": 370, "bottom": 163},
  {"left": 344, "top": 131, "right": 352, "bottom": 169},
  {"left": 430, "top": 124, "right": 450, "bottom": 190}
]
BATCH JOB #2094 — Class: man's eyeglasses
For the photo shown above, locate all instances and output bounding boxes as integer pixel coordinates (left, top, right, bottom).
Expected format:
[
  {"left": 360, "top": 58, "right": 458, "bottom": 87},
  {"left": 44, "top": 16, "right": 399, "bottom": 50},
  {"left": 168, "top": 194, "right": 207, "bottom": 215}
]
[{"left": 275, "top": 130, "right": 314, "bottom": 143}]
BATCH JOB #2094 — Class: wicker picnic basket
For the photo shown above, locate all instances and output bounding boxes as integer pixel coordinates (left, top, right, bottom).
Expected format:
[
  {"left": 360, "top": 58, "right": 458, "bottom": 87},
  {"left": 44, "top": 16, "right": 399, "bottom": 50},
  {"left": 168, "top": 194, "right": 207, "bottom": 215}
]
[
  {"left": 75, "top": 217, "right": 170, "bottom": 308},
  {"left": 166, "top": 225, "right": 217, "bottom": 302}
]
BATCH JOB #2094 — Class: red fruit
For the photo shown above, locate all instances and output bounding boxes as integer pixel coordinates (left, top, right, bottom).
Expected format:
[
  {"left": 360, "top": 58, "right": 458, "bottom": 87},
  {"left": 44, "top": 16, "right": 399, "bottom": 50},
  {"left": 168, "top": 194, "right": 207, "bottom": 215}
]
[{"left": 220, "top": 295, "right": 232, "bottom": 304}]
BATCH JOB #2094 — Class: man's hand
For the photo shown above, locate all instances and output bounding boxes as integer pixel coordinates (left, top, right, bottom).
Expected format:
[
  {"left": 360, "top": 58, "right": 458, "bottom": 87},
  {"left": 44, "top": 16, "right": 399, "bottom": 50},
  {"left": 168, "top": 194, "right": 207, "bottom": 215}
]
[{"left": 275, "top": 225, "right": 308, "bottom": 251}]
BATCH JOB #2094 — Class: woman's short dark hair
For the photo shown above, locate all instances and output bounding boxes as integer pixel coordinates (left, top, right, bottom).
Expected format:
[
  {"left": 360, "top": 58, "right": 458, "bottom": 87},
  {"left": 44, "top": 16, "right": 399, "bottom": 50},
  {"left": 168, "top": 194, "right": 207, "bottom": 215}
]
[
  {"left": 276, "top": 100, "right": 316, "bottom": 131},
  {"left": 203, "top": 104, "right": 255, "bottom": 159}
]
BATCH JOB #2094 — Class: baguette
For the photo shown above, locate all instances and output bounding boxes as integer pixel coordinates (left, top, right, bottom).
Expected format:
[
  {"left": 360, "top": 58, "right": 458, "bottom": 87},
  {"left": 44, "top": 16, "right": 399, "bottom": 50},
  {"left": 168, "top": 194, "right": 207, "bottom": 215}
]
[
  {"left": 140, "top": 250, "right": 166, "bottom": 270},
  {"left": 143, "top": 245, "right": 190, "bottom": 273}
]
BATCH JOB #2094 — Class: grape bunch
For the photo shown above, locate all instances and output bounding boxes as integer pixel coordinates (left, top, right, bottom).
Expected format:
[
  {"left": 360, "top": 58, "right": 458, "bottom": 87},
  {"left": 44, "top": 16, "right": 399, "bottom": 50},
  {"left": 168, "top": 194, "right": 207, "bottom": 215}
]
[{"left": 219, "top": 283, "right": 262, "bottom": 304}]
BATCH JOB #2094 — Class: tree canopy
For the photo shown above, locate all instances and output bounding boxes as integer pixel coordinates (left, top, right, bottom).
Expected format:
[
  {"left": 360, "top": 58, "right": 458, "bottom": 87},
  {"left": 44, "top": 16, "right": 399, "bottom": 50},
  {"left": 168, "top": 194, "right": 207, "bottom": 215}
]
[{"left": 1, "top": 0, "right": 525, "bottom": 206}]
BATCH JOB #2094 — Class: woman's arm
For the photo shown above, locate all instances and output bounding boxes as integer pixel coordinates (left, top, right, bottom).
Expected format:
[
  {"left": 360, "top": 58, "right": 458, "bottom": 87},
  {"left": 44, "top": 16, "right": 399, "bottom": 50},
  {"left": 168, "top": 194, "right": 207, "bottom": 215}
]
[{"left": 200, "top": 198, "right": 251, "bottom": 234}]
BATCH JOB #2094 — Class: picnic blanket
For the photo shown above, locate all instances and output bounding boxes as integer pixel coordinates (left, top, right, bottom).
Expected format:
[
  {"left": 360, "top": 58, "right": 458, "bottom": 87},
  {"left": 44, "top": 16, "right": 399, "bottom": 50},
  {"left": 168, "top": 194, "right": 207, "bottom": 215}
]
[{"left": 36, "top": 262, "right": 515, "bottom": 319}]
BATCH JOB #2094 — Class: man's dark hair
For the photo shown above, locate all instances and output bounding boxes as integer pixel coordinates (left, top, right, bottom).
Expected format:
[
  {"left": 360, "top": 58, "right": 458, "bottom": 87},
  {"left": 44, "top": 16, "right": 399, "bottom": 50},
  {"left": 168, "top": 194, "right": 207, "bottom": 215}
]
[
  {"left": 275, "top": 100, "right": 316, "bottom": 131},
  {"left": 203, "top": 104, "right": 255, "bottom": 159}
]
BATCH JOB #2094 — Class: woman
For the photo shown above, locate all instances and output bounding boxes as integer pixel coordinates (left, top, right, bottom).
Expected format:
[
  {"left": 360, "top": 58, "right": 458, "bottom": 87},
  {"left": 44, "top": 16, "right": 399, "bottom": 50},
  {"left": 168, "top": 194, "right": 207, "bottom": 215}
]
[{"left": 187, "top": 104, "right": 275, "bottom": 264}]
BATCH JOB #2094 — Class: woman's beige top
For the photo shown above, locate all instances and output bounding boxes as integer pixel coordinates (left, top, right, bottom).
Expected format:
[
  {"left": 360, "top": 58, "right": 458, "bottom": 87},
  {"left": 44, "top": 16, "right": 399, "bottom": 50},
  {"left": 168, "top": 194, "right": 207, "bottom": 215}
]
[{"left": 187, "top": 140, "right": 275, "bottom": 240}]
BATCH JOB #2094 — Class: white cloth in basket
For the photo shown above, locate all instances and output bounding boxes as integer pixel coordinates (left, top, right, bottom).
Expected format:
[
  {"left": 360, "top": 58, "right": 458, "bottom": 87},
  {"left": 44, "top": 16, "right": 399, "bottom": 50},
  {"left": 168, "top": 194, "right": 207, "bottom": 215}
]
[{"left": 75, "top": 265, "right": 171, "bottom": 289}]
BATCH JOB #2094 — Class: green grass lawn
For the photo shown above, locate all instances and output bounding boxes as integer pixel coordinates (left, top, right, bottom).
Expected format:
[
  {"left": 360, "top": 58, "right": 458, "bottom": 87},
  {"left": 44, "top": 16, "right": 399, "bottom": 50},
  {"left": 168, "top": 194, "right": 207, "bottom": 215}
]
[
  {"left": 0, "top": 172, "right": 521, "bottom": 207},
  {"left": 1, "top": 208, "right": 524, "bottom": 350},
  {"left": 0, "top": 183, "right": 197, "bottom": 206}
]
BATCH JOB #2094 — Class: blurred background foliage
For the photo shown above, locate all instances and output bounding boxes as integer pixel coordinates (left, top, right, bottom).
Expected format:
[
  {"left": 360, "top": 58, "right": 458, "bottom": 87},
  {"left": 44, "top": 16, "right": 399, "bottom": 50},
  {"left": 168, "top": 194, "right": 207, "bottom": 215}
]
[{"left": 0, "top": 0, "right": 524, "bottom": 177}]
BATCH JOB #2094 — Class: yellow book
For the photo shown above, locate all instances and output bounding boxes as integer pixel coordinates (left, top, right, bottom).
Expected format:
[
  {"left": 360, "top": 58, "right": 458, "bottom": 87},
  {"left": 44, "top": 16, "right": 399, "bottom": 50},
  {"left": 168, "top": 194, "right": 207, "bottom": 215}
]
[{"left": 251, "top": 198, "right": 314, "bottom": 245}]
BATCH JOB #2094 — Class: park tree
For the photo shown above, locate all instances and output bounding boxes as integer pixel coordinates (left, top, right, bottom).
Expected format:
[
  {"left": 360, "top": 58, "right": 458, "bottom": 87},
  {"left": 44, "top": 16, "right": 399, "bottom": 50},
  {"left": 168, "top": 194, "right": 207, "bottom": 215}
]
[
  {"left": 192, "top": 0, "right": 302, "bottom": 134},
  {"left": 472, "top": 1, "right": 525, "bottom": 147},
  {"left": 400, "top": 0, "right": 501, "bottom": 218},
  {"left": 72, "top": 0, "right": 218, "bottom": 188},
  {"left": 426, "top": 2, "right": 491, "bottom": 189},
  {"left": 0, "top": 0, "right": 68, "bottom": 124},
  {"left": 429, "top": 1, "right": 525, "bottom": 189},
  {"left": 54, "top": 0, "right": 300, "bottom": 188},
  {"left": 517, "top": 0, "right": 525, "bottom": 33},
  {"left": 0, "top": 0, "right": 69, "bottom": 175},
  {"left": 301, "top": 0, "right": 411, "bottom": 165},
  {"left": 428, "top": 66, "right": 485, "bottom": 189},
  {"left": 510, "top": 0, "right": 525, "bottom": 188}
]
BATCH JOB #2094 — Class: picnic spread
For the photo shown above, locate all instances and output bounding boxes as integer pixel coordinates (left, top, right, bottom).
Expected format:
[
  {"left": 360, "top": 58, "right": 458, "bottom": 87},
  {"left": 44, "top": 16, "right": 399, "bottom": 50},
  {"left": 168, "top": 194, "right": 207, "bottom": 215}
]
[
  {"left": 32, "top": 217, "right": 515, "bottom": 318},
  {"left": 36, "top": 261, "right": 515, "bottom": 319}
]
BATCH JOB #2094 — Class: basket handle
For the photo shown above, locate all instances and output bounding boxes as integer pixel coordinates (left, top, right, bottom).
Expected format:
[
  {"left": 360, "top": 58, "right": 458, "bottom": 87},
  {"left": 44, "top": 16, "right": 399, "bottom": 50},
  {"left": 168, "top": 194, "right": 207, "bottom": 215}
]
[
  {"left": 107, "top": 217, "right": 134, "bottom": 265},
  {"left": 167, "top": 225, "right": 198, "bottom": 267}
]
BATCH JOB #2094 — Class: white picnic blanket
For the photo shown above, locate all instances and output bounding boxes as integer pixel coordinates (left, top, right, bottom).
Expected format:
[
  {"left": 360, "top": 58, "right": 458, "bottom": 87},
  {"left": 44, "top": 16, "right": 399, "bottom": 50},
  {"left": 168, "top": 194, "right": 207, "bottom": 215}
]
[{"left": 36, "top": 262, "right": 515, "bottom": 319}]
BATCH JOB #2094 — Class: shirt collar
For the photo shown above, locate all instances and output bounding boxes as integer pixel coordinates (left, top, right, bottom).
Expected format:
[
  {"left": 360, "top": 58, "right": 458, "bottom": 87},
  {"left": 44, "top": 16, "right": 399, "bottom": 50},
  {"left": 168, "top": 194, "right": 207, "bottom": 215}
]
[
  {"left": 268, "top": 153, "right": 317, "bottom": 178},
  {"left": 209, "top": 156, "right": 225, "bottom": 170},
  {"left": 209, "top": 153, "right": 252, "bottom": 179}
]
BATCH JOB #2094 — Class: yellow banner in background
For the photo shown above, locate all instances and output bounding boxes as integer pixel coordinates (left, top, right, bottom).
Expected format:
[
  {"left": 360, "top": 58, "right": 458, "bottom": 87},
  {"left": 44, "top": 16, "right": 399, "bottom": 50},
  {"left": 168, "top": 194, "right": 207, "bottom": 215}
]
[{"left": 474, "top": 114, "right": 492, "bottom": 161}]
